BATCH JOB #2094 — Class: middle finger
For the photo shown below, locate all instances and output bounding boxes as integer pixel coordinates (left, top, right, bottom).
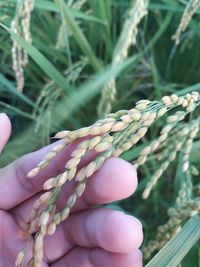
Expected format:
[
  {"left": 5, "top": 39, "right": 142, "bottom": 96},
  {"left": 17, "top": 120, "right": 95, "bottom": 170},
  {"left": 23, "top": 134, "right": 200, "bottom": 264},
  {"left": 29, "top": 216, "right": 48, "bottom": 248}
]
[{"left": 12, "top": 158, "right": 138, "bottom": 228}]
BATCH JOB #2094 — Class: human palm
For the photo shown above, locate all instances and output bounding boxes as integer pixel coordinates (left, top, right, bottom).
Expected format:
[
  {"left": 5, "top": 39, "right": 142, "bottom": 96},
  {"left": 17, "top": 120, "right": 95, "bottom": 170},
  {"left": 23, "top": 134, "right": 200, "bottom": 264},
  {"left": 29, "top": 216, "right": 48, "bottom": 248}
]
[{"left": 0, "top": 114, "right": 143, "bottom": 267}]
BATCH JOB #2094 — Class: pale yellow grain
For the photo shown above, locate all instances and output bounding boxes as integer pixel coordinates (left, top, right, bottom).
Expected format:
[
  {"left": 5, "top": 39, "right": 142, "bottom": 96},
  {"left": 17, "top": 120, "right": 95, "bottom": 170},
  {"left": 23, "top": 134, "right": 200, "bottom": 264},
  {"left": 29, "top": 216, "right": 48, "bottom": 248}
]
[
  {"left": 76, "top": 127, "right": 89, "bottom": 137},
  {"left": 15, "top": 251, "right": 24, "bottom": 266},
  {"left": 76, "top": 182, "right": 86, "bottom": 197},
  {"left": 76, "top": 167, "right": 86, "bottom": 181},
  {"left": 38, "top": 160, "right": 49, "bottom": 168},
  {"left": 136, "top": 99, "right": 151, "bottom": 106},
  {"left": 44, "top": 152, "right": 57, "bottom": 161},
  {"left": 157, "top": 107, "right": 167, "bottom": 117},
  {"left": 167, "top": 115, "right": 178, "bottom": 123},
  {"left": 67, "top": 168, "right": 77, "bottom": 180},
  {"left": 111, "top": 121, "right": 127, "bottom": 131},
  {"left": 121, "top": 141, "right": 132, "bottom": 151},
  {"left": 130, "top": 135, "right": 140, "bottom": 144},
  {"left": 159, "top": 133, "right": 168, "bottom": 142},
  {"left": 151, "top": 140, "right": 160, "bottom": 151},
  {"left": 43, "top": 178, "right": 56, "bottom": 190},
  {"left": 67, "top": 194, "right": 77, "bottom": 207},
  {"left": 137, "top": 127, "right": 148, "bottom": 138},
  {"left": 162, "top": 96, "right": 171, "bottom": 105},
  {"left": 47, "top": 222, "right": 56, "bottom": 235},
  {"left": 86, "top": 162, "right": 96, "bottom": 177},
  {"left": 112, "top": 148, "right": 123, "bottom": 157},
  {"left": 40, "top": 212, "right": 49, "bottom": 226},
  {"left": 90, "top": 126, "right": 102, "bottom": 135},
  {"left": 101, "top": 122, "right": 115, "bottom": 133},
  {"left": 55, "top": 130, "right": 69, "bottom": 139},
  {"left": 136, "top": 103, "right": 148, "bottom": 110},
  {"left": 58, "top": 172, "right": 68, "bottom": 186},
  {"left": 61, "top": 208, "right": 70, "bottom": 221},
  {"left": 182, "top": 99, "right": 189, "bottom": 107},
  {"left": 170, "top": 94, "right": 179, "bottom": 103},
  {"left": 120, "top": 114, "right": 133, "bottom": 123},
  {"left": 52, "top": 143, "right": 66, "bottom": 153},
  {"left": 141, "top": 111, "right": 150, "bottom": 121},
  {"left": 141, "top": 146, "right": 151, "bottom": 155},
  {"left": 95, "top": 142, "right": 111, "bottom": 152},
  {"left": 27, "top": 167, "right": 40, "bottom": 178},
  {"left": 39, "top": 192, "right": 52, "bottom": 203},
  {"left": 71, "top": 148, "right": 86, "bottom": 158},
  {"left": 66, "top": 157, "right": 81, "bottom": 169}
]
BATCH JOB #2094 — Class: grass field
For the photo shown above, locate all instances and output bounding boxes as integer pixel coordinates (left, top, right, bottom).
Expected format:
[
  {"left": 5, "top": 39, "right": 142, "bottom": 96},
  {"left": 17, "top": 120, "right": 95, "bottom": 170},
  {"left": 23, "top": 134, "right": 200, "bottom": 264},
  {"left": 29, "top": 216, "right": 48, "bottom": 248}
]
[{"left": 0, "top": 0, "right": 200, "bottom": 266}]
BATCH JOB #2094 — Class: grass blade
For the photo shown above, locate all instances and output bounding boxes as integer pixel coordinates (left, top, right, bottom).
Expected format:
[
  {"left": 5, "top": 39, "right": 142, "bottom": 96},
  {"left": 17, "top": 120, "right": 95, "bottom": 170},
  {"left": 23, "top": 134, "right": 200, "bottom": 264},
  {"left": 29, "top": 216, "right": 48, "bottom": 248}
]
[
  {"left": 0, "top": 101, "right": 35, "bottom": 120},
  {"left": 0, "top": 73, "right": 38, "bottom": 109},
  {"left": 7, "top": 0, "right": 106, "bottom": 23},
  {"left": 0, "top": 23, "right": 73, "bottom": 94},
  {"left": 146, "top": 216, "right": 200, "bottom": 267},
  {"left": 88, "top": 0, "right": 113, "bottom": 55},
  {"left": 56, "top": 0, "right": 102, "bottom": 72}
]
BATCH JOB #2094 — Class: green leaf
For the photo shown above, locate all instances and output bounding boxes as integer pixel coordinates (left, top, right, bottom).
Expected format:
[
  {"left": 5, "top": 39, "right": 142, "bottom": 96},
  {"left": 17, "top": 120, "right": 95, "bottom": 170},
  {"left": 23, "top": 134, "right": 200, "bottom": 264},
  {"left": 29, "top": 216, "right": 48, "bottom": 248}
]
[
  {"left": 181, "top": 242, "right": 199, "bottom": 267},
  {"left": 56, "top": 0, "right": 102, "bottom": 72},
  {"left": 88, "top": 0, "right": 113, "bottom": 55},
  {"left": 0, "top": 101, "right": 35, "bottom": 120},
  {"left": 146, "top": 216, "right": 200, "bottom": 267},
  {"left": 177, "top": 82, "right": 200, "bottom": 95},
  {"left": 7, "top": 0, "right": 106, "bottom": 23},
  {"left": 0, "top": 23, "right": 73, "bottom": 94},
  {"left": 0, "top": 73, "right": 38, "bottom": 109}
]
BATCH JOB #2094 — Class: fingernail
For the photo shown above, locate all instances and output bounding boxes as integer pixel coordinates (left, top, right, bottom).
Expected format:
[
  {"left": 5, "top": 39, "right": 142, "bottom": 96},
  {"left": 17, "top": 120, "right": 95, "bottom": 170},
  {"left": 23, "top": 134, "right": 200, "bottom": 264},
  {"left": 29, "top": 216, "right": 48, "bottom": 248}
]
[
  {"left": 0, "top": 113, "right": 7, "bottom": 117},
  {"left": 127, "top": 215, "right": 143, "bottom": 229}
]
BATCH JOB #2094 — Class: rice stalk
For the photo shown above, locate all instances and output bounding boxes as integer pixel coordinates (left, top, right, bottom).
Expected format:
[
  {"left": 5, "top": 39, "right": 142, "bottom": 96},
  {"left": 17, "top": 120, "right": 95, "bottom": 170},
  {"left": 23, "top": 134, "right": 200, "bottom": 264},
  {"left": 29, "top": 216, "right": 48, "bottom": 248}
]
[
  {"left": 33, "top": 59, "right": 88, "bottom": 145},
  {"left": 97, "top": 0, "right": 149, "bottom": 117},
  {"left": 15, "top": 91, "right": 200, "bottom": 266},
  {"left": 11, "top": 0, "right": 35, "bottom": 92},
  {"left": 140, "top": 117, "right": 199, "bottom": 199}
]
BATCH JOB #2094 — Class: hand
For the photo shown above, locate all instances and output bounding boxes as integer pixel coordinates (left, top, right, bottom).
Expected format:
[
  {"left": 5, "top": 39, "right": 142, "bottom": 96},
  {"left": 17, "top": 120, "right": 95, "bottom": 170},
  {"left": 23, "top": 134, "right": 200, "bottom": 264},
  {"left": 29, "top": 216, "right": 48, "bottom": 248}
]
[{"left": 0, "top": 114, "right": 143, "bottom": 267}]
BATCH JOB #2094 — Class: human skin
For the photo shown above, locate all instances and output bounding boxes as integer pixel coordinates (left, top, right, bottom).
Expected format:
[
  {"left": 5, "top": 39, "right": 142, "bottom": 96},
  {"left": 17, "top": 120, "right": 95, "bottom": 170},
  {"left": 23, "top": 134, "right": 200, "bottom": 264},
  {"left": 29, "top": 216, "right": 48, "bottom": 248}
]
[{"left": 0, "top": 113, "right": 143, "bottom": 267}]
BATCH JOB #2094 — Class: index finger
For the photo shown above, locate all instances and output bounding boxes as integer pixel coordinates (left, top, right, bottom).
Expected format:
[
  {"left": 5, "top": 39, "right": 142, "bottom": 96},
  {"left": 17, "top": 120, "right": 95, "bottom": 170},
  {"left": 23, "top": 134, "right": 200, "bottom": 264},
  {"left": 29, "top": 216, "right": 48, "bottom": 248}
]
[
  {"left": 0, "top": 139, "right": 83, "bottom": 210},
  {"left": 0, "top": 113, "right": 12, "bottom": 153}
]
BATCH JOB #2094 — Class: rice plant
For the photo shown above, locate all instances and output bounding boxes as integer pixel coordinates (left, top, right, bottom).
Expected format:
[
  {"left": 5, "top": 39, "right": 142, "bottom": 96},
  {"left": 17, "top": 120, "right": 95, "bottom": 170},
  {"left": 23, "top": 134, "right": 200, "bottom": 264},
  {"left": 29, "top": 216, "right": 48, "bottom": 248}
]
[{"left": 0, "top": 0, "right": 200, "bottom": 266}]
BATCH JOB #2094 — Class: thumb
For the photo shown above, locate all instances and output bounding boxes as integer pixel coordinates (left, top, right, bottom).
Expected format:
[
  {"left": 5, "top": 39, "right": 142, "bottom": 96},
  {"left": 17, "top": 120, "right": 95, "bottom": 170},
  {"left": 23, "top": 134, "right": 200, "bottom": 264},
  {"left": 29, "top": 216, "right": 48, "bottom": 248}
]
[{"left": 0, "top": 113, "right": 12, "bottom": 153}]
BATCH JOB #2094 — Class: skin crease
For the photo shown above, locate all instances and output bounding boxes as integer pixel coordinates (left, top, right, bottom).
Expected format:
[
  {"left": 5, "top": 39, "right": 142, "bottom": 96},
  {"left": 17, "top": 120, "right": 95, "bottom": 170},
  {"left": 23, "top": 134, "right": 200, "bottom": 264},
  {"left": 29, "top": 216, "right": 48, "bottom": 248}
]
[{"left": 0, "top": 114, "right": 143, "bottom": 267}]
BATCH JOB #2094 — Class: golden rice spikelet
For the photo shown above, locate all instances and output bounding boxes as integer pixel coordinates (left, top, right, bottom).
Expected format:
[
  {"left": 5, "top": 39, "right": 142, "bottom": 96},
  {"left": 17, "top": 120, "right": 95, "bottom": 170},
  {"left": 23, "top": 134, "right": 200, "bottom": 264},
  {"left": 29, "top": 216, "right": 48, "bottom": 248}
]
[
  {"left": 158, "top": 107, "right": 168, "bottom": 117},
  {"left": 162, "top": 95, "right": 172, "bottom": 106},
  {"left": 142, "top": 149, "right": 179, "bottom": 199},
  {"left": 54, "top": 130, "right": 70, "bottom": 139},
  {"left": 11, "top": 0, "right": 35, "bottom": 92},
  {"left": 172, "top": 0, "right": 200, "bottom": 45},
  {"left": 18, "top": 91, "right": 200, "bottom": 267},
  {"left": 34, "top": 233, "right": 44, "bottom": 266},
  {"left": 46, "top": 222, "right": 56, "bottom": 236},
  {"left": 86, "top": 162, "right": 97, "bottom": 177},
  {"left": 57, "top": 172, "right": 69, "bottom": 187},
  {"left": 181, "top": 122, "right": 199, "bottom": 172},
  {"left": 111, "top": 121, "right": 127, "bottom": 132},
  {"left": 137, "top": 127, "right": 148, "bottom": 138},
  {"left": 39, "top": 212, "right": 49, "bottom": 227},
  {"left": 15, "top": 251, "right": 24, "bottom": 266},
  {"left": 97, "top": 0, "right": 149, "bottom": 117},
  {"left": 27, "top": 167, "right": 40, "bottom": 178},
  {"left": 43, "top": 178, "right": 57, "bottom": 190}
]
